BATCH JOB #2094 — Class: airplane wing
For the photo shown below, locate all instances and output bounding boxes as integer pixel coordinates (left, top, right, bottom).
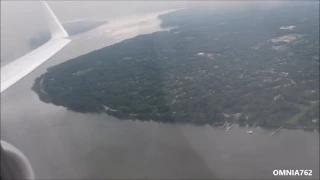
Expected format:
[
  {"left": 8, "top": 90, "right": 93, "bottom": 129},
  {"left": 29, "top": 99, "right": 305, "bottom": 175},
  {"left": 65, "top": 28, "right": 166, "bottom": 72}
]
[
  {"left": 1, "top": 1, "right": 70, "bottom": 93},
  {"left": 1, "top": 1, "right": 71, "bottom": 179},
  {"left": 1, "top": 38, "right": 70, "bottom": 93}
]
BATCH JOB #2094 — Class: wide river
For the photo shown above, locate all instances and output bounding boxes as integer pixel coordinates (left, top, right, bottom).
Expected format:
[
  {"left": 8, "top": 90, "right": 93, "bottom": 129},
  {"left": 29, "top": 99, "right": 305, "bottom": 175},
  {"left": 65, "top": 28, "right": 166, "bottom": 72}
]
[{"left": 1, "top": 11, "right": 319, "bottom": 179}]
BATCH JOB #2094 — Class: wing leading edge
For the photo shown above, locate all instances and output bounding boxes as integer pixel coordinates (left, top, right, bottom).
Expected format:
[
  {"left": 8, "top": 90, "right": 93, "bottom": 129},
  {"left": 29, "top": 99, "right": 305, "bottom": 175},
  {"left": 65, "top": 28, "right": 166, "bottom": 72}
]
[
  {"left": 1, "top": 38, "right": 70, "bottom": 93},
  {"left": 1, "top": 1, "right": 71, "bottom": 179},
  {"left": 1, "top": 1, "right": 71, "bottom": 93}
]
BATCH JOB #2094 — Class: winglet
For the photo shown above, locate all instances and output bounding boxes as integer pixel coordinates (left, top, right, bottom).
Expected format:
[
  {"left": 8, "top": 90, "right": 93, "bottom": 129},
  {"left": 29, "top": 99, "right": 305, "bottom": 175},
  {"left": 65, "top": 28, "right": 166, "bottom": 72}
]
[{"left": 42, "top": 1, "right": 69, "bottom": 38}]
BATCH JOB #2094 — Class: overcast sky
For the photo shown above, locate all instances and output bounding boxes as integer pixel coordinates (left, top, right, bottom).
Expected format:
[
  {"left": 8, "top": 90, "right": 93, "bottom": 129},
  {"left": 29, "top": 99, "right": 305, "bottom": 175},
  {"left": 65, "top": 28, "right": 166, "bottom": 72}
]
[{"left": 1, "top": 1, "right": 284, "bottom": 63}]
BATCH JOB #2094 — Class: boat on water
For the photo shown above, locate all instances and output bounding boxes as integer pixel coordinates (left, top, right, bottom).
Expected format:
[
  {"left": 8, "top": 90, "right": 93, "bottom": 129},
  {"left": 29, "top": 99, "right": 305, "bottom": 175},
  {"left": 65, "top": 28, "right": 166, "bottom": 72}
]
[
  {"left": 270, "top": 126, "right": 283, "bottom": 136},
  {"left": 218, "top": 121, "right": 227, "bottom": 129},
  {"left": 246, "top": 123, "right": 256, "bottom": 134},
  {"left": 226, "top": 123, "right": 235, "bottom": 131}
]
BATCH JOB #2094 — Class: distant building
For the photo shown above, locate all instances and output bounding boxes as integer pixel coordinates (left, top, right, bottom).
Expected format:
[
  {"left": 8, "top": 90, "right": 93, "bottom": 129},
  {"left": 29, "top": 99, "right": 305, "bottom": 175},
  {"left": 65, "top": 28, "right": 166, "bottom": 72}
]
[
  {"left": 279, "top": 26, "right": 296, "bottom": 30},
  {"left": 274, "top": 94, "right": 282, "bottom": 101},
  {"left": 234, "top": 113, "right": 242, "bottom": 120}
]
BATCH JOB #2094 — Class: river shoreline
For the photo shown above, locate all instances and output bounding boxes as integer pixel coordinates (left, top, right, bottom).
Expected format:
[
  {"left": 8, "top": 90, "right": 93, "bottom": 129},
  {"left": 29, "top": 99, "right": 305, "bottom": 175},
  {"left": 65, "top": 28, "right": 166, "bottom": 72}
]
[
  {"left": 29, "top": 82, "right": 320, "bottom": 132},
  {"left": 3, "top": 6, "right": 319, "bottom": 179}
]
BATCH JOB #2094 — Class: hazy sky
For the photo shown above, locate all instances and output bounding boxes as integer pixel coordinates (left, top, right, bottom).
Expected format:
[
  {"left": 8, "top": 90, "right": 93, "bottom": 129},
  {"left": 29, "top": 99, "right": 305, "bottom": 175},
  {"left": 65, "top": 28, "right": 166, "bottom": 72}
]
[
  {"left": 1, "top": 1, "right": 188, "bottom": 62},
  {"left": 0, "top": 1, "right": 284, "bottom": 63}
]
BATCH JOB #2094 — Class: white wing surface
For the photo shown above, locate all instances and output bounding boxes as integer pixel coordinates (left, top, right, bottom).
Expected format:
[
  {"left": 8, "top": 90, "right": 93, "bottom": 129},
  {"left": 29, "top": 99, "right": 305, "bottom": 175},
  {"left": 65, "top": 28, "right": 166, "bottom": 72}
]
[{"left": 1, "top": 1, "right": 71, "bottom": 93}]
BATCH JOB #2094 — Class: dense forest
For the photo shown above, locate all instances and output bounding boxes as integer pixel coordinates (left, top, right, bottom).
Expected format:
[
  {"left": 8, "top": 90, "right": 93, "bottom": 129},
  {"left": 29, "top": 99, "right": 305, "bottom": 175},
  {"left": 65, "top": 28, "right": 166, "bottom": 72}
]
[
  {"left": 33, "top": 2, "right": 319, "bottom": 128},
  {"left": 29, "top": 20, "right": 107, "bottom": 50}
]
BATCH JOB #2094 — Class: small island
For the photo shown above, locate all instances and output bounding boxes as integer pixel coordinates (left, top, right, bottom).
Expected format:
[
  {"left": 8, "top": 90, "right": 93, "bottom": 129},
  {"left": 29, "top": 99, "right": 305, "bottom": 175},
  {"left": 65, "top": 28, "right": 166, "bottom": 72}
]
[{"left": 33, "top": 3, "right": 319, "bottom": 128}]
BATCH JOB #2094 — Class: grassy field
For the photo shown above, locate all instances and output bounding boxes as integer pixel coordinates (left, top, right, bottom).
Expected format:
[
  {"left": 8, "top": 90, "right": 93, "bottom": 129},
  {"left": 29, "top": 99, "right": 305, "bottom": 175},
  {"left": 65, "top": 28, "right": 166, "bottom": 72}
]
[{"left": 285, "top": 101, "right": 319, "bottom": 125}]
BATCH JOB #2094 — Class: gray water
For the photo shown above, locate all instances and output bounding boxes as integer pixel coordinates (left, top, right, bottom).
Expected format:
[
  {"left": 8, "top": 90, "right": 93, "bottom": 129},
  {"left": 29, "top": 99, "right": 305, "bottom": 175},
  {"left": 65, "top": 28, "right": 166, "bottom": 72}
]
[{"left": 1, "top": 14, "right": 319, "bottom": 179}]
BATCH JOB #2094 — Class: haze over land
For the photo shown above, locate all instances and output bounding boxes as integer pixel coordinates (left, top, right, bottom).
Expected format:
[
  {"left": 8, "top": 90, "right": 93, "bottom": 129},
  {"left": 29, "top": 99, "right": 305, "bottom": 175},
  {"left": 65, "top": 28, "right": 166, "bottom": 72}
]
[
  {"left": 1, "top": 1, "right": 319, "bottom": 179},
  {"left": 33, "top": 2, "right": 319, "bottom": 128},
  {"left": 0, "top": 1, "right": 284, "bottom": 63}
]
